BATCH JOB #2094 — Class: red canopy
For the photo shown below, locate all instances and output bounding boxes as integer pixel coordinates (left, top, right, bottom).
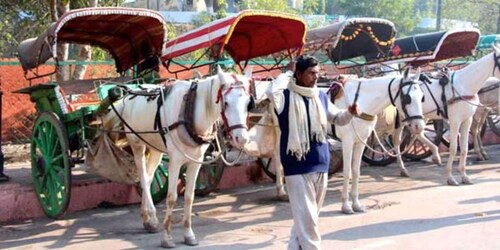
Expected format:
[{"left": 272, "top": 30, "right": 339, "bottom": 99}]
[
  {"left": 161, "top": 10, "right": 306, "bottom": 63},
  {"left": 18, "top": 7, "right": 166, "bottom": 73}
]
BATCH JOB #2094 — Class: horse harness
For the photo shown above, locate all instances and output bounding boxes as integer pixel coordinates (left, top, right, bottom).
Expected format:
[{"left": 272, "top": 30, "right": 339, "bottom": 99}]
[
  {"left": 109, "top": 76, "right": 255, "bottom": 153},
  {"left": 387, "top": 77, "right": 425, "bottom": 128},
  {"left": 420, "top": 53, "right": 500, "bottom": 119}
]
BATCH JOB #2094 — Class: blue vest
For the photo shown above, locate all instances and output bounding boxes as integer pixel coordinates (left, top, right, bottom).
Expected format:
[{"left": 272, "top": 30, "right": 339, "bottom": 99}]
[{"left": 276, "top": 89, "right": 330, "bottom": 176}]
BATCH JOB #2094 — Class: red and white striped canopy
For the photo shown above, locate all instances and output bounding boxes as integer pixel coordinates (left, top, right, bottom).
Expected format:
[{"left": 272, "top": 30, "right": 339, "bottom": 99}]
[{"left": 161, "top": 10, "right": 306, "bottom": 63}]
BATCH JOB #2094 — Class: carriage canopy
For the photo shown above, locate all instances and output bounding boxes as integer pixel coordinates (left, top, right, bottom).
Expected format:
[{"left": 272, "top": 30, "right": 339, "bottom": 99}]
[
  {"left": 305, "top": 18, "right": 397, "bottom": 64},
  {"left": 161, "top": 10, "right": 306, "bottom": 65},
  {"left": 18, "top": 7, "right": 167, "bottom": 74},
  {"left": 366, "top": 28, "right": 480, "bottom": 67}
]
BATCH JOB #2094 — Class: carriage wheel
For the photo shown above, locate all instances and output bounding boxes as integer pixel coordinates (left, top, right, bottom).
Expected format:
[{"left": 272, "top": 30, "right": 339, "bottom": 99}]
[
  {"left": 403, "top": 120, "right": 444, "bottom": 161},
  {"left": 361, "top": 132, "right": 397, "bottom": 166},
  {"left": 180, "top": 125, "right": 225, "bottom": 197},
  {"left": 258, "top": 157, "right": 276, "bottom": 180},
  {"left": 329, "top": 148, "right": 343, "bottom": 175},
  {"left": 487, "top": 112, "right": 500, "bottom": 137},
  {"left": 31, "top": 112, "right": 72, "bottom": 219},
  {"left": 180, "top": 143, "right": 225, "bottom": 197},
  {"left": 134, "top": 155, "right": 169, "bottom": 204}
]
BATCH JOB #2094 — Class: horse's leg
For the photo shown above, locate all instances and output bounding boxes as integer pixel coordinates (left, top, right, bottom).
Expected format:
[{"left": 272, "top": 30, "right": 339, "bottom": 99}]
[
  {"left": 459, "top": 118, "right": 474, "bottom": 185},
  {"left": 445, "top": 119, "right": 461, "bottom": 186},
  {"left": 274, "top": 150, "right": 288, "bottom": 201},
  {"left": 161, "top": 155, "right": 183, "bottom": 248},
  {"left": 130, "top": 142, "right": 161, "bottom": 233},
  {"left": 470, "top": 113, "right": 482, "bottom": 161},
  {"left": 181, "top": 161, "right": 202, "bottom": 246},
  {"left": 341, "top": 139, "right": 354, "bottom": 214},
  {"left": 417, "top": 132, "right": 442, "bottom": 165},
  {"left": 350, "top": 143, "right": 366, "bottom": 212},
  {"left": 393, "top": 126, "right": 409, "bottom": 177},
  {"left": 478, "top": 109, "right": 489, "bottom": 160}
]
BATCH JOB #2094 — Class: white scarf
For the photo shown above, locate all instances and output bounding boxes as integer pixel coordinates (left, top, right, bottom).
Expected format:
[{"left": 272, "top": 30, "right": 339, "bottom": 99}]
[{"left": 287, "top": 79, "right": 327, "bottom": 160}]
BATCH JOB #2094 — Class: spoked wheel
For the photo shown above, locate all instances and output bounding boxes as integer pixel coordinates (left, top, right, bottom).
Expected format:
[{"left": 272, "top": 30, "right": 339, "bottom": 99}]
[
  {"left": 180, "top": 129, "right": 225, "bottom": 197},
  {"left": 487, "top": 112, "right": 500, "bottom": 137},
  {"left": 258, "top": 157, "right": 276, "bottom": 181},
  {"left": 361, "top": 132, "right": 397, "bottom": 166},
  {"left": 134, "top": 155, "right": 169, "bottom": 204},
  {"left": 403, "top": 120, "right": 444, "bottom": 161},
  {"left": 31, "top": 112, "right": 73, "bottom": 219}
]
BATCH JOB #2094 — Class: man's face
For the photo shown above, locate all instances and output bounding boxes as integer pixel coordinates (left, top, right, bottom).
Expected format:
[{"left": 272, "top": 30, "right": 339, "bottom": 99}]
[{"left": 295, "top": 65, "right": 319, "bottom": 88}]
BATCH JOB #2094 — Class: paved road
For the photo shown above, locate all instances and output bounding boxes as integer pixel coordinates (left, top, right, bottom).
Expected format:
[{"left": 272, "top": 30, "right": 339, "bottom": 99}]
[{"left": 1, "top": 145, "right": 500, "bottom": 250}]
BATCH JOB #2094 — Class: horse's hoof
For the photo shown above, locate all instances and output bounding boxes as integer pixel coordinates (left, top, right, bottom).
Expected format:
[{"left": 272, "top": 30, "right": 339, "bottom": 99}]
[
  {"left": 161, "top": 239, "right": 176, "bottom": 248},
  {"left": 462, "top": 176, "right": 473, "bottom": 185},
  {"left": 352, "top": 203, "right": 366, "bottom": 213},
  {"left": 278, "top": 194, "right": 289, "bottom": 202},
  {"left": 143, "top": 222, "right": 162, "bottom": 233},
  {"left": 400, "top": 169, "right": 410, "bottom": 178},
  {"left": 341, "top": 204, "right": 354, "bottom": 214},
  {"left": 447, "top": 178, "right": 459, "bottom": 186},
  {"left": 483, "top": 153, "right": 489, "bottom": 160},
  {"left": 184, "top": 236, "right": 199, "bottom": 246},
  {"left": 476, "top": 156, "right": 485, "bottom": 161}
]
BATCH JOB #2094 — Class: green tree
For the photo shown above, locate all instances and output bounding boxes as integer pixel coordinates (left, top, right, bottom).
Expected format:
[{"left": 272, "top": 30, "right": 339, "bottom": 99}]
[
  {"left": 337, "top": 0, "right": 418, "bottom": 36},
  {"left": 239, "top": 0, "right": 291, "bottom": 12},
  {"left": 439, "top": 0, "right": 499, "bottom": 34}
]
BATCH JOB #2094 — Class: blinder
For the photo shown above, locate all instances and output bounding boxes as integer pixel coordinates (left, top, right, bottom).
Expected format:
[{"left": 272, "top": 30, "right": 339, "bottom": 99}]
[{"left": 392, "top": 79, "right": 425, "bottom": 123}]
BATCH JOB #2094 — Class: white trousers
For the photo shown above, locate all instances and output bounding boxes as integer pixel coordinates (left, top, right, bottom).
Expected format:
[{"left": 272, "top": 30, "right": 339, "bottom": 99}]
[{"left": 285, "top": 172, "right": 327, "bottom": 250}]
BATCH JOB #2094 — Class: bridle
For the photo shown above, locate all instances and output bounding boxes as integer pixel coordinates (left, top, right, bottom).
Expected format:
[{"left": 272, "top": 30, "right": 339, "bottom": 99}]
[
  {"left": 388, "top": 78, "right": 425, "bottom": 123},
  {"left": 216, "top": 74, "right": 255, "bottom": 138}
]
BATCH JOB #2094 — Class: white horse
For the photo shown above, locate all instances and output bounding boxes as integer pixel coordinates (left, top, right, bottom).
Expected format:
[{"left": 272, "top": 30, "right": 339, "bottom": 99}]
[
  {"left": 102, "top": 67, "right": 253, "bottom": 248},
  {"left": 246, "top": 69, "right": 426, "bottom": 210},
  {"left": 336, "top": 68, "right": 426, "bottom": 214},
  {"left": 470, "top": 77, "right": 500, "bottom": 161},
  {"left": 391, "top": 46, "right": 500, "bottom": 185}
]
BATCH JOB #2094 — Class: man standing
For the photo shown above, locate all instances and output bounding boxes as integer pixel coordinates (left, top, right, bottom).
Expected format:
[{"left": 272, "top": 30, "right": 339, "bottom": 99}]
[{"left": 267, "top": 55, "right": 359, "bottom": 249}]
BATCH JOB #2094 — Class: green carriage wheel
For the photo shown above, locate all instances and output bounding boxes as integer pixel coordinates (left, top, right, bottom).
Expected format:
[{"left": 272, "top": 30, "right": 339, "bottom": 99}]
[
  {"left": 180, "top": 144, "right": 225, "bottom": 197},
  {"left": 31, "top": 112, "right": 73, "bottom": 219},
  {"left": 135, "top": 155, "right": 169, "bottom": 204}
]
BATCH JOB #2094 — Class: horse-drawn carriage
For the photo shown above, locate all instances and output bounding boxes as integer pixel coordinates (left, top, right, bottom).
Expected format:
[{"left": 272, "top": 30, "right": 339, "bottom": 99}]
[
  {"left": 14, "top": 7, "right": 308, "bottom": 218},
  {"left": 14, "top": 7, "right": 167, "bottom": 218}
]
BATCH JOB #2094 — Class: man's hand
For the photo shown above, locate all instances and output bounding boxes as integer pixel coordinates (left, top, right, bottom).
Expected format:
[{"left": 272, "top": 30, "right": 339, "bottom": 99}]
[{"left": 348, "top": 103, "right": 361, "bottom": 116}]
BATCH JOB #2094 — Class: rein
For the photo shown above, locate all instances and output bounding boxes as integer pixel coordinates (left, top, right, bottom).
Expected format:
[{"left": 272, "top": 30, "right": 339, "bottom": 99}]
[{"left": 342, "top": 76, "right": 421, "bottom": 157}]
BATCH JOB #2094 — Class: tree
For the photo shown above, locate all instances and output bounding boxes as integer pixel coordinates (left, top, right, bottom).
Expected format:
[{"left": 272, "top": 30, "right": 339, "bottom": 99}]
[
  {"left": 440, "top": 0, "right": 499, "bottom": 34},
  {"left": 337, "top": 0, "right": 418, "bottom": 36},
  {"left": 239, "top": 0, "right": 291, "bottom": 12}
]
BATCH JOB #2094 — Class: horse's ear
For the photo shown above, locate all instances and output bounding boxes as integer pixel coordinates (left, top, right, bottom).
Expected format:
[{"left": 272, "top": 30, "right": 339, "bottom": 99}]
[
  {"left": 403, "top": 67, "right": 411, "bottom": 79},
  {"left": 244, "top": 66, "right": 253, "bottom": 79},
  {"left": 217, "top": 65, "right": 226, "bottom": 84},
  {"left": 193, "top": 69, "right": 202, "bottom": 79}
]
